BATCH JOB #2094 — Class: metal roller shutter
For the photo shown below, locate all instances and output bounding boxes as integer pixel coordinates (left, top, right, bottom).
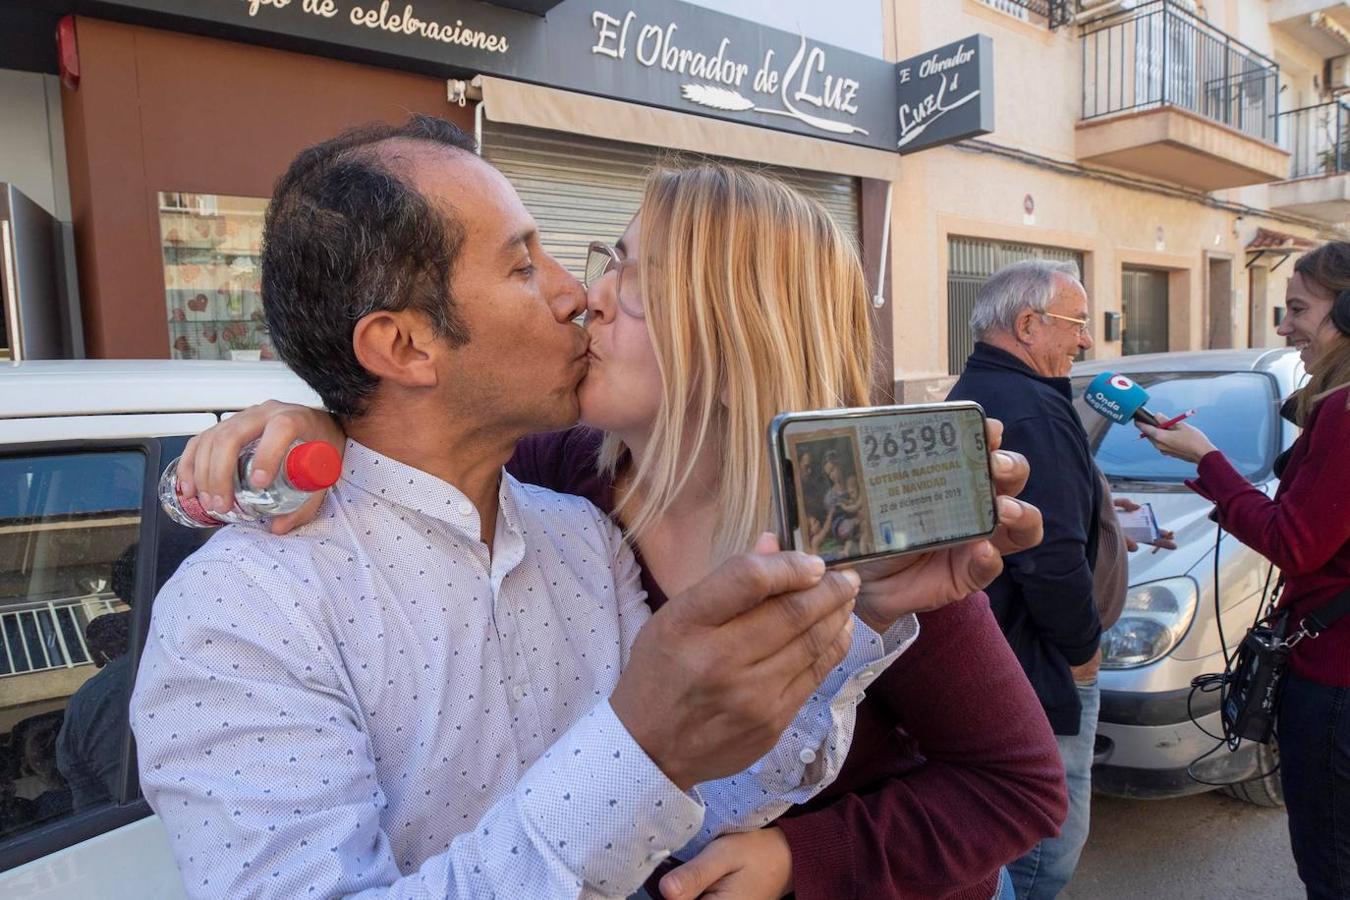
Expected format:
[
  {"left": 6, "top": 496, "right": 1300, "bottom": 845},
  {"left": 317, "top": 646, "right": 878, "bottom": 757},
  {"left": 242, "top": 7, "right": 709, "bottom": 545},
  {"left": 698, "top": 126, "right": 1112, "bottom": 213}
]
[{"left": 482, "top": 122, "right": 860, "bottom": 281}]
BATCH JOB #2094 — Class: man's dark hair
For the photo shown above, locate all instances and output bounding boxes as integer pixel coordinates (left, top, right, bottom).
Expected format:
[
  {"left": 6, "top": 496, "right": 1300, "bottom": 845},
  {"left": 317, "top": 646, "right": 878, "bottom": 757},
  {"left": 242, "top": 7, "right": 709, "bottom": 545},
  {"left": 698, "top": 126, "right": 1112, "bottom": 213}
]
[
  {"left": 110, "top": 542, "right": 137, "bottom": 607},
  {"left": 86, "top": 611, "right": 131, "bottom": 667},
  {"left": 262, "top": 115, "right": 478, "bottom": 418}
]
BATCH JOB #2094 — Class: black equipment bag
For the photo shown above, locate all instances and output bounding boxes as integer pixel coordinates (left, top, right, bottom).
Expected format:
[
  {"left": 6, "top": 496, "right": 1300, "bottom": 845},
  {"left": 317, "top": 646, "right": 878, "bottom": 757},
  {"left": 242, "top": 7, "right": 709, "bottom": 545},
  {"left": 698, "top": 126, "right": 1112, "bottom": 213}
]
[{"left": 1224, "top": 586, "right": 1350, "bottom": 744}]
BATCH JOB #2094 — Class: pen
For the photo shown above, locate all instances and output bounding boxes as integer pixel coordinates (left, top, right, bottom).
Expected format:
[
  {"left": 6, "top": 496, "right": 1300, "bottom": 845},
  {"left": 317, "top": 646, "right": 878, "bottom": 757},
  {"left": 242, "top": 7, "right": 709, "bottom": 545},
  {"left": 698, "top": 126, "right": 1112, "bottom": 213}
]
[{"left": 1138, "top": 409, "right": 1197, "bottom": 437}]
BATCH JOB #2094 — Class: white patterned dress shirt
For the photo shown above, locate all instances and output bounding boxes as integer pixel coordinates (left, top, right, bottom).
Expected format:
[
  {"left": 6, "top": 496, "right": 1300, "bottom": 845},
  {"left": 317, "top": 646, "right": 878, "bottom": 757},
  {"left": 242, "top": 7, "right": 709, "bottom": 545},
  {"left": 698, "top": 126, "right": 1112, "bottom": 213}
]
[{"left": 131, "top": 440, "right": 916, "bottom": 899}]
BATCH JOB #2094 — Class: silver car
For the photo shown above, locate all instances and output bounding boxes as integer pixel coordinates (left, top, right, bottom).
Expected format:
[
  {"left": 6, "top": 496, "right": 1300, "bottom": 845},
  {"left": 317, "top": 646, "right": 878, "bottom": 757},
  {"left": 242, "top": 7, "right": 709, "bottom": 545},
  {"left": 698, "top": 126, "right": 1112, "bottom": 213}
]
[{"left": 1071, "top": 348, "right": 1305, "bottom": 807}]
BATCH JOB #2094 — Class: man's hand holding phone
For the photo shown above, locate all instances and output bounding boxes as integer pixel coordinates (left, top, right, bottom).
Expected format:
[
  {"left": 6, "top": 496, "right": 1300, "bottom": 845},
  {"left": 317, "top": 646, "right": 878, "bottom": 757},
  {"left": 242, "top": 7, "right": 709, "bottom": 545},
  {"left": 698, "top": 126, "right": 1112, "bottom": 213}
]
[{"left": 1112, "top": 497, "right": 1178, "bottom": 553}]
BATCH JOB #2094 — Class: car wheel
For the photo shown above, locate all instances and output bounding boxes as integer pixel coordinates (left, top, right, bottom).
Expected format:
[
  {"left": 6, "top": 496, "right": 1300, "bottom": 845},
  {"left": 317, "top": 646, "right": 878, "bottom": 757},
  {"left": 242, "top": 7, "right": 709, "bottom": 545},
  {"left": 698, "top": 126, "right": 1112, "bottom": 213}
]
[{"left": 1220, "top": 742, "right": 1284, "bottom": 808}]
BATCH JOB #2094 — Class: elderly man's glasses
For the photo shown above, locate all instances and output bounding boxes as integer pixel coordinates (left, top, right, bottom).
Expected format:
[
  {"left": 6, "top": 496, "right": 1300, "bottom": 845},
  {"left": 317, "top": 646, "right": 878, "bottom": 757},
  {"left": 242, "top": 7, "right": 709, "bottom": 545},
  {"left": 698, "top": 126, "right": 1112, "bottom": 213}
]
[
  {"left": 1043, "top": 312, "right": 1090, "bottom": 336},
  {"left": 584, "top": 242, "right": 645, "bottom": 319}
]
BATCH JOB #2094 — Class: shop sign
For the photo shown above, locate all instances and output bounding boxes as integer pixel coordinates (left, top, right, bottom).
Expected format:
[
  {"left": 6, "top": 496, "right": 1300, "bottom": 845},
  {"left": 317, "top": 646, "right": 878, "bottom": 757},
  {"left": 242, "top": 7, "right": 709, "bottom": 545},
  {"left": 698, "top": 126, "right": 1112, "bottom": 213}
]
[
  {"left": 76, "top": 1, "right": 993, "bottom": 153},
  {"left": 895, "top": 34, "right": 994, "bottom": 154},
  {"left": 586, "top": 10, "right": 876, "bottom": 140}
]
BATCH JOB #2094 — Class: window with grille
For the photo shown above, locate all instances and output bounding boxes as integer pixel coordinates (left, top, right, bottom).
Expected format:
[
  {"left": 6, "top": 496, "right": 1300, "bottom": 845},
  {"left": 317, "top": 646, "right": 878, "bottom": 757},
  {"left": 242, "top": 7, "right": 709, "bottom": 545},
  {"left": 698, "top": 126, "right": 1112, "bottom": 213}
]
[
  {"left": 0, "top": 450, "right": 143, "bottom": 840},
  {"left": 946, "top": 237, "right": 1085, "bottom": 375}
]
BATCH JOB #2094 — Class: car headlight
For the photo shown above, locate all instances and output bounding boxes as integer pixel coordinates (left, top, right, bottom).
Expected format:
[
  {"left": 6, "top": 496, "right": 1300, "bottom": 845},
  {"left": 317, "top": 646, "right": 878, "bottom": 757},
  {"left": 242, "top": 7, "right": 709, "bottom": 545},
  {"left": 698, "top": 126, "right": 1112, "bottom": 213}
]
[{"left": 1100, "top": 576, "right": 1199, "bottom": 669}]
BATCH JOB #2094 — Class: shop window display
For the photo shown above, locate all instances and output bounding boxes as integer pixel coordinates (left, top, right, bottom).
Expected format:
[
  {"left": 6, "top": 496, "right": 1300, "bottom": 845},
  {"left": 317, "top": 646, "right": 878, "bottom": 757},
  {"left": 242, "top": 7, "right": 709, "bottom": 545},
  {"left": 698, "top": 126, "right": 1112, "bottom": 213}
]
[{"left": 159, "top": 192, "right": 273, "bottom": 361}]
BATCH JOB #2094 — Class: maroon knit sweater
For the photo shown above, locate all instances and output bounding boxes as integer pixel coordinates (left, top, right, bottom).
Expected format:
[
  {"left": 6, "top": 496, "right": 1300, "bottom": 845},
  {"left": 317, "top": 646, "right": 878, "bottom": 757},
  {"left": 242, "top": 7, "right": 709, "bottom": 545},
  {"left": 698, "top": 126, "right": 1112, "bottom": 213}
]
[
  {"left": 1186, "top": 385, "right": 1350, "bottom": 687},
  {"left": 509, "top": 427, "right": 1067, "bottom": 900}
]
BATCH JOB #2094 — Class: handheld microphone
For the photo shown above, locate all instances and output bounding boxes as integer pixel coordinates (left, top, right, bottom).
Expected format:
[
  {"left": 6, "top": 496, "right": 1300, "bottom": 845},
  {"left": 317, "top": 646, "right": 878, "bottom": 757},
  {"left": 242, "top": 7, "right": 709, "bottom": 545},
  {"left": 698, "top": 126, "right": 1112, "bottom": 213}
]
[{"left": 1083, "top": 372, "right": 1163, "bottom": 426}]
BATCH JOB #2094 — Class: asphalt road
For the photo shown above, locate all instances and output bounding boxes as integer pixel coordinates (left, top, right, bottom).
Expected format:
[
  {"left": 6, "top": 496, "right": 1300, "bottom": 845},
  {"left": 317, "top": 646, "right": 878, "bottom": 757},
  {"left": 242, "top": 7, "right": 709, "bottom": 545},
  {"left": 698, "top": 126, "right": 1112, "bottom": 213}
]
[{"left": 1064, "top": 791, "right": 1304, "bottom": 899}]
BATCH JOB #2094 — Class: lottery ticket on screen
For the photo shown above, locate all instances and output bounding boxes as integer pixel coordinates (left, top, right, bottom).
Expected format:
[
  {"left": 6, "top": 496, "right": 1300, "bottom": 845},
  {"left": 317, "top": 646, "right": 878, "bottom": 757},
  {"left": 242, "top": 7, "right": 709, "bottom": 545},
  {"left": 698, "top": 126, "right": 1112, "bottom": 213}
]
[
  {"left": 768, "top": 403, "right": 998, "bottom": 564},
  {"left": 1114, "top": 502, "right": 1161, "bottom": 545}
]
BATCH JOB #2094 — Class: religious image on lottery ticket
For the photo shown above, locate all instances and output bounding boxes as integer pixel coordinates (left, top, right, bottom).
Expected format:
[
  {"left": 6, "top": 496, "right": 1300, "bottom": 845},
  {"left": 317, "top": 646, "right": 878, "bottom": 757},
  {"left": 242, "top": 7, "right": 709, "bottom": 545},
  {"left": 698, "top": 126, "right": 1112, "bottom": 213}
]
[{"left": 769, "top": 403, "right": 999, "bottom": 565}]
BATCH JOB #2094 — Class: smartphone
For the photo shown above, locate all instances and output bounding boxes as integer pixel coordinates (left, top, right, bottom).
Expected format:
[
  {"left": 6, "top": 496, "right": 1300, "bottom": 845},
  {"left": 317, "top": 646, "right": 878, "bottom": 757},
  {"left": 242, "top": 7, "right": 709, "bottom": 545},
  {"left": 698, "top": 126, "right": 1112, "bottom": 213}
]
[
  {"left": 767, "top": 402, "right": 999, "bottom": 566},
  {"left": 1115, "top": 501, "right": 1161, "bottom": 546}
]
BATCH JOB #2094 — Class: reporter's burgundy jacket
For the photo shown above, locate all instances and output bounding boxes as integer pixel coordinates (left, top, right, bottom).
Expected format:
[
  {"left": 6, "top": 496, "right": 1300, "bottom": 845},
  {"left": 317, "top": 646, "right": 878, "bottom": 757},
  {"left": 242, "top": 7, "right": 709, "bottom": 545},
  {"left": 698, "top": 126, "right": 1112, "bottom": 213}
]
[
  {"left": 1187, "top": 384, "right": 1350, "bottom": 687},
  {"left": 509, "top": 427, "right": 1067, "bottom": 900}
]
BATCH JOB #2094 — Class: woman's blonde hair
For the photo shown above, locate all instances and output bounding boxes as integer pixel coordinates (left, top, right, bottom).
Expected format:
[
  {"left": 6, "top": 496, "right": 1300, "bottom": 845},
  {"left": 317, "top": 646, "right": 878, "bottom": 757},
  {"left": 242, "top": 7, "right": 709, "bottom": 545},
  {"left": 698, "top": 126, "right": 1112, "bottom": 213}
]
[
  {"left": 1291, "top": 242, "right": 1350, "bottom": 423},
  {"left": 598, "top": 163, "right": 876, "bottom": 563}
]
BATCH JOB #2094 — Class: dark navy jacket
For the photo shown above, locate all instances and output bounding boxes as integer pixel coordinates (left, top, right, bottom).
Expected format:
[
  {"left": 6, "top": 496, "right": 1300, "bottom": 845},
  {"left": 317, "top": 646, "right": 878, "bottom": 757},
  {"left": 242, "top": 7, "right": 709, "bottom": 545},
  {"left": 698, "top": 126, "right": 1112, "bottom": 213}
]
[{"left": 948, "top": 342, "right": 1102, "bottom": 735}]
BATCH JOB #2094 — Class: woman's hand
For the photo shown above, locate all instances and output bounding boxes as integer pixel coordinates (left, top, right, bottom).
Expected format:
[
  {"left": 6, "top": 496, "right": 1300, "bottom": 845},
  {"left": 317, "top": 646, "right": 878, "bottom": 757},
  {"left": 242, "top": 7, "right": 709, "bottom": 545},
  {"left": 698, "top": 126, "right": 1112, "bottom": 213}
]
[
  {"left": 851, "top": 417, "right": 1043, "bottom": 632},
  {"left": 177, "top": 401, "right": 345, "bottom": 534},
  {"left": 1135, "top": 419, "right": 1218, "bottom": 465},
  {"left": 659, "top": 828, "right": 793, "bottom": 900}
]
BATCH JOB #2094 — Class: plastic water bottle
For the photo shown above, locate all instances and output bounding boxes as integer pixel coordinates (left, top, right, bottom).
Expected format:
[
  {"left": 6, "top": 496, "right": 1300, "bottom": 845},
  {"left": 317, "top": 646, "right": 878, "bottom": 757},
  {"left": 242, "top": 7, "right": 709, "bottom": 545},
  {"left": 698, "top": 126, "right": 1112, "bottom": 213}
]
[{"left": 159, "top": 439, "right": 342, "bottom": 528}]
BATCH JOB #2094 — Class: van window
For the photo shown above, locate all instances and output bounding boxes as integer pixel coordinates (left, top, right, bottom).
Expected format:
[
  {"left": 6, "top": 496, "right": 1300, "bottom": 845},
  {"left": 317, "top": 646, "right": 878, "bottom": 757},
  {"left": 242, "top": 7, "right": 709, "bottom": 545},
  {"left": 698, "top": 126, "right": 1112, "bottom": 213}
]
[{"left": 0, "top": 451, "right": 143, "bottom": 842}]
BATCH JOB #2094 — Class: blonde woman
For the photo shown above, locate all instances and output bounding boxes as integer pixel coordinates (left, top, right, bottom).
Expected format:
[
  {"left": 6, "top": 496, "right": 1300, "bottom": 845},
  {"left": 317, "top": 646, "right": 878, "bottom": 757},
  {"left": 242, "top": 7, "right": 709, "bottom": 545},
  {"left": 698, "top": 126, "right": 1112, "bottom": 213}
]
[
  {"left": 180, "top": 163, "right": 1063, "bottom": 899},
  {"left": 1140, "top": 242, "right": 1350, "bottom": 898}
]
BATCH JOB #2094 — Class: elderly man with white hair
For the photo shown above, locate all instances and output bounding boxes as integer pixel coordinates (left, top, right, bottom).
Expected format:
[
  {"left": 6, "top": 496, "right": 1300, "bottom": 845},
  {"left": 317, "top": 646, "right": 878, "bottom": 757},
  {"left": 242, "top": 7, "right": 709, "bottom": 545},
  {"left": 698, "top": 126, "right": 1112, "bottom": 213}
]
[{"left": 947, "top": 259, "right": 1101, "bottom": 900}]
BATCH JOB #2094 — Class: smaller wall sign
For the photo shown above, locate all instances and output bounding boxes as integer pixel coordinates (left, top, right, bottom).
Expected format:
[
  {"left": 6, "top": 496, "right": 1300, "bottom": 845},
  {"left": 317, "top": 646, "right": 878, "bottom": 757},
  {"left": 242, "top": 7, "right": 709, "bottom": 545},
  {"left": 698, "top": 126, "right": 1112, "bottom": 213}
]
[{"left": 895, "top": 34, "right": 994, "bottom": 154}]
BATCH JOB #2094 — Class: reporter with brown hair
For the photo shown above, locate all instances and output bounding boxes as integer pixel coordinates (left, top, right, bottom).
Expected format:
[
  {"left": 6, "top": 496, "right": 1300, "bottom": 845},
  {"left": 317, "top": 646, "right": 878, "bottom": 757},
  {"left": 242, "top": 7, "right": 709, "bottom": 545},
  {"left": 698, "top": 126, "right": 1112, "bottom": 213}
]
[{"left": 1139, "top": 242, "right": 1350, "bottom": 899}]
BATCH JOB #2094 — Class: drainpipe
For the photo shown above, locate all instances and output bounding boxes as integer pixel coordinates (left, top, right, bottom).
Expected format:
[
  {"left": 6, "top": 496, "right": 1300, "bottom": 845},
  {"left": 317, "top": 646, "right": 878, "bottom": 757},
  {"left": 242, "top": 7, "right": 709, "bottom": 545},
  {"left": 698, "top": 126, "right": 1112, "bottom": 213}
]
[
  {"left": 447, "top": 77, "right": 486, "bottom": 153},
  {"left": 874, "top": 182, "right": 893, "bottom": 310}
]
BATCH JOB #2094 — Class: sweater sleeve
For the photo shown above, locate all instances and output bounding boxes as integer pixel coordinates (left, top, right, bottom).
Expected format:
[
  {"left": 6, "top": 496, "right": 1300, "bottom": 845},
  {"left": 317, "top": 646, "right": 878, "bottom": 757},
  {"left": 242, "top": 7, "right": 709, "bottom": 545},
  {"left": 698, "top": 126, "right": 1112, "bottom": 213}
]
[
  {"left": 506, "top": 431, "right": 566, "bottom": 491},
  {"left": 999, "top": 415, "right": 1102, "bottom": 664},
  {"left": 775, "top": 593, "right": 1067, "bottom": 900},
  {"left": 1189, "top": 392, "right": 1350, "bottom": 577}
]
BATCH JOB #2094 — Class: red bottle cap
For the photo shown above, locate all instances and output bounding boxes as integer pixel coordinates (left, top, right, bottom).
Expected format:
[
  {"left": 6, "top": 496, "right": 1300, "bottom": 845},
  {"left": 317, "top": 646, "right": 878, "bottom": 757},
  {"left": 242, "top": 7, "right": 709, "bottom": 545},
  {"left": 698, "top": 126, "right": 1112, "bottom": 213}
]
[{"left": 284, "top": 441, "right": 342, "bottom": 492}]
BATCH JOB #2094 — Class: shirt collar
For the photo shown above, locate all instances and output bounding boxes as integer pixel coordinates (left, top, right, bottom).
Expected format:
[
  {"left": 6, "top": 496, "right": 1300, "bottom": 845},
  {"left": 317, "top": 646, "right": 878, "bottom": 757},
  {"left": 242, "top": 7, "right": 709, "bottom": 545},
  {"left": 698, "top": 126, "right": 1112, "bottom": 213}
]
[
  {"left": 966, "top": 341, "right": 1073, "bottom": 400},
  {"left": 338, "top": 439, "right": 522, "bottom": 539}
]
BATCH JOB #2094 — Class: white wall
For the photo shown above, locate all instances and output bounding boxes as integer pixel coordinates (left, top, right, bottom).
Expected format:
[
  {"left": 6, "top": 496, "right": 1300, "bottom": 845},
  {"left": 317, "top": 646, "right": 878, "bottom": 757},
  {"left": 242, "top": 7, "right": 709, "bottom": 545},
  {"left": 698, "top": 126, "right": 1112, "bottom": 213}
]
[
  {"left": 0, "top": 70, "right": 70, "bottom": 221},
  {"left": 682, "top": 0, "right": 885, "bottom": 57}
]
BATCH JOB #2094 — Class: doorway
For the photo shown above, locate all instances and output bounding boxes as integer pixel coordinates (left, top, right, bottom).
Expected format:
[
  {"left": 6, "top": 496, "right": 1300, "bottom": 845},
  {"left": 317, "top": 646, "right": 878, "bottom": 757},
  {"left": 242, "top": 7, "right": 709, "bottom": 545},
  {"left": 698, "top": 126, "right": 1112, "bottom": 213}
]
[
  {"left": 1207, "top": 256, "right": 1234, "bottom": 348},
  {"left": 1248, "top": 264, "right": 1267, "bottom": 348},
  {"left": 1122, "top": 267, "right": 1169, "bottom": 355}
]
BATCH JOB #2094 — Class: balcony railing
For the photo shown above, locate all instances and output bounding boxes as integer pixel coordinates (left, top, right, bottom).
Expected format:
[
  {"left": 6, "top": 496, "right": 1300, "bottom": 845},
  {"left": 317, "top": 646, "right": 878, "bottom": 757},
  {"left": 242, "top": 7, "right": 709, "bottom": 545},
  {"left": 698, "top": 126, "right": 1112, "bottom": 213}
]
[
  {"left": 976, "top": 0, "right": 1075, "bottom": 27},
  {"left": 0, "top": 596, "right": 123, "bottom": 678},
  {"left": 1279, "top": 101, "right": 1350, "bottom": 180},
  {"left": 1081, "top": 0, "right": 1280, "bottom": 144}
]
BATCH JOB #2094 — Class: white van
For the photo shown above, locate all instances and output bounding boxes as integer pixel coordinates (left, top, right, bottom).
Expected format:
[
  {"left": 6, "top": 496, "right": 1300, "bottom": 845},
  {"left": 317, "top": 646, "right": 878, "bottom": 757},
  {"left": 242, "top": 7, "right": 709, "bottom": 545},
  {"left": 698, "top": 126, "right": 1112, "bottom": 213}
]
[{"left": 0, "top": 360, "right": 319, "bottom": 899}]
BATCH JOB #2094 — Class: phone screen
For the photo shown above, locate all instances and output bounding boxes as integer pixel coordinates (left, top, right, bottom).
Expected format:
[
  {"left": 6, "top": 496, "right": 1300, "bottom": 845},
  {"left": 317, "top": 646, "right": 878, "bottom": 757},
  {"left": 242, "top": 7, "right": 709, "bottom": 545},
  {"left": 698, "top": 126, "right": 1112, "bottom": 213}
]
[
  {"left": 772, "top": 403, "right": 997, "bottom": 564},
  {"left": 1115, "top": 501, "right": 1160, "bottom": 545}
]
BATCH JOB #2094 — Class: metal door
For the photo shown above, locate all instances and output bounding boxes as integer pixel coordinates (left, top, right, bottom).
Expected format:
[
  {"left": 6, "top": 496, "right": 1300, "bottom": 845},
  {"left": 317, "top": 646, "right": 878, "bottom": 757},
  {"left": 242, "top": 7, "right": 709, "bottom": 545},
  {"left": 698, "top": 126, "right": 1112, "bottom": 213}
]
[
  {"left": 1, "top": 185, "right": 63, "bottom": 360},
  {"left": 1122, "top": 267, "right": 1170, "bottom": 355}
]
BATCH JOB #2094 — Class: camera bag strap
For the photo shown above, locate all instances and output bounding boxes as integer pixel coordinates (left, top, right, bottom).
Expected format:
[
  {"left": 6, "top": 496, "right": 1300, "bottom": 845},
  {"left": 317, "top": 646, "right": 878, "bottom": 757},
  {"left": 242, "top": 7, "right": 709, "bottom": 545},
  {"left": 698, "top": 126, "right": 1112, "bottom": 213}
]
[
  {"left": 1218, "top": 585, "right": 1350, "bottom": 746},
  {"left": 1287, "top": 585, "right": 1350, "bottom": 646}
]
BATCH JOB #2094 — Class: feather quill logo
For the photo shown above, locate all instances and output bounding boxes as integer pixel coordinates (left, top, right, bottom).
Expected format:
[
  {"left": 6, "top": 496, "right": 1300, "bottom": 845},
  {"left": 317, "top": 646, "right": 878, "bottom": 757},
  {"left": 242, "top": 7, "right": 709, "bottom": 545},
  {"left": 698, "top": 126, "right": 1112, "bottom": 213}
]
[
  {"left": 679, "top": 77, "right": 869, "bottom": 136},
  {"left": 679, "top": 83, "right": 757, "bottom": 111}
]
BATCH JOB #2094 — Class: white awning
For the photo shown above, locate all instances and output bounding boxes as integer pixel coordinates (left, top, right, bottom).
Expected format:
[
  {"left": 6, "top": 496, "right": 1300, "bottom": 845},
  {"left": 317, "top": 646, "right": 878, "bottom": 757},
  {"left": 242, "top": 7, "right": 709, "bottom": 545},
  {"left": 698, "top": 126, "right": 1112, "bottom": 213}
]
[{"left": 477, "top": 76, "right": 901, "bottom": 181}]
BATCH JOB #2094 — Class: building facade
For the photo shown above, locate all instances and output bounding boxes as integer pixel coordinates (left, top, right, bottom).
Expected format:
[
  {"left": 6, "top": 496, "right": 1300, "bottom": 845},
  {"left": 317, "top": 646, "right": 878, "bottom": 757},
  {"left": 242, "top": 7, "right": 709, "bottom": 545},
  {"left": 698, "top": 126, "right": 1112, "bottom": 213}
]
[
  {"left": 885, "top": 0, "right": 1350, "bottom": 401},
  {"left": 2, "top": 1, "right": 1348, "bottom": 390},
  {"left": 0, "top": 1, "right": 903, "bottom": 397}
]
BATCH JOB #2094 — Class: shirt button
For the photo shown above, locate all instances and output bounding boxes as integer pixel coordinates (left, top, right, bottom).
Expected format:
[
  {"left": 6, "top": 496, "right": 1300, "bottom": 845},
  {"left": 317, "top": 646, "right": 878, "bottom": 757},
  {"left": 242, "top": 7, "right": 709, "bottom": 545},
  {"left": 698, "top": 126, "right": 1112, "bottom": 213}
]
[
  {"left": 798, "top": 748, "right": 817, "bottom": 765},
  {"left": 457, "top": 501, "right": 474, "bottom": 517},
  {"left": 648, "top": 850, "right": 671, "bottom": 864},
  {"left": 512, "top": 685, "right": 526, "bottom": 701}
]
